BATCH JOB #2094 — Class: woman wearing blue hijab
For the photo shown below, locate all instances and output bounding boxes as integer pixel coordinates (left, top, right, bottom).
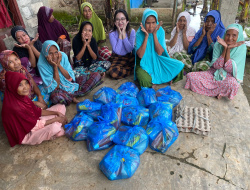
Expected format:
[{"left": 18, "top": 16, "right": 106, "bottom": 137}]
[
  {"left": 187, "top": 10, "right": 225, "bottom": 72},
  {"left": 185, "top": 23, "right": 246, "bottom": 100},
  {"left": 135, "top": 9, "right": 184, "bottom": 88}
]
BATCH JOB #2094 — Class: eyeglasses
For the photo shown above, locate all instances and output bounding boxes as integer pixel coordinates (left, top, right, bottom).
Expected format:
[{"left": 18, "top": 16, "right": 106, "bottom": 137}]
[{"left": 115, "top": 17, "right": 126, "bottom": 22}]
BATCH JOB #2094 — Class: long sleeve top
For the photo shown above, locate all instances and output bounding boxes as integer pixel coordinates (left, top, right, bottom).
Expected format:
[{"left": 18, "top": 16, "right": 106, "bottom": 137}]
[
  {"left": 109, "top": 29, "right": 135, "bottom": 56},
  {"left": 213, "top": 55, "right": 233, "bottom": 74}
]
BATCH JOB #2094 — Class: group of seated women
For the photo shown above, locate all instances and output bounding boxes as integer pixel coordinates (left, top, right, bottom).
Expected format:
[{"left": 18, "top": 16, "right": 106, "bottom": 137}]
[{"left": 0, "top": 3, "right": 246, "bottom": 147}]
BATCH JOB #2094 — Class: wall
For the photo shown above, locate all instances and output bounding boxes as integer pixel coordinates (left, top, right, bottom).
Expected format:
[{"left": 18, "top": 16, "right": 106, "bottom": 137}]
[
  {"left": 219, "top": 0, "right": 238, "bottom": 28},
  {"left": 3, "top": 0, "right": 49, "bottom": 50}
]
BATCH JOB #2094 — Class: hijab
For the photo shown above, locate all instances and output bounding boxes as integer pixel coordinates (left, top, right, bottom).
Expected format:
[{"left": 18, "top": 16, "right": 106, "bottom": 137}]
[
  {"left": 37, "top": 40, "right": 79, "bottom": 94},
  {"left": 188, "top": 10, "right": 225, "bottom": 64},
  {"left": 78, "top": 2, "right": 106, "bottom": 44},
  {"left": 169, "top": 11, "right": 196, "bottom": 56},
  {"left": 0, "top": 50, "right": 34, "bottom": 97},
  {"left": 210, "top": 23, "right": 246, "bottom": 83},
  {"left": 2, "top": 71, "right": 42, "bottom": 147},
  {"left": 37, "top": 6, "right": 70, "bottom": 43},
  {"left": 11, "top": 25, "right": 42, "bottom": 59},
  {"left": 135, "top": 9, "right": 184, "bottom": 84},
  {"left": 72, "top": 21, "right": 98, "bottom": 67}
]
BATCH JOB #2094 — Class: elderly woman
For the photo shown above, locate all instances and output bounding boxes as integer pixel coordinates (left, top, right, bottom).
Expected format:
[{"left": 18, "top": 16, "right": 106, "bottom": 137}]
[
  {"left": 186, "top": 10, "right": 225, "bottom": 72},
  {"left": 169, "top": 11, "right": 196, "bottom": 57},
  {"left": 2, "top": 72, "right": 67, "bottom": 147},
  {"left": 0, "top": 50, "right": 47, "bottom": 109},
  {"left": 185, "top": 23, "right": 246, "bottom": 100},
  {"left": 135, "top": 9, "right": 184, "bottom": 88},
  {"left": 37, "top": 6, "right": 72, "bottom": 65},
  {"left": 78, "top": 2, "right": 111, "bottom": 61},
  {"left": 11, "top": 25, "right": 43, "bottom": 85},
  {"left": 38, "top": 40, "right": 103, "bottom": 105},
  {"left": 108, "top": 9, "right": 135, "bottom": 79}
]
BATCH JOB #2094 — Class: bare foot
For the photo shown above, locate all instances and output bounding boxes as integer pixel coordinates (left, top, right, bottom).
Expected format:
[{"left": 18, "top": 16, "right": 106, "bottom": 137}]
[
  {"left": 152, "top": 84, "right": 157, "bottom": 90},
  {"left": 217, "top": 95, "right": 222, "bottom": 100},
  {"left": 101, "top": 72, "right": 106, "bottom": 80},
  {"left": 72, "top": 97, "right": 80, "bottom": 103}
]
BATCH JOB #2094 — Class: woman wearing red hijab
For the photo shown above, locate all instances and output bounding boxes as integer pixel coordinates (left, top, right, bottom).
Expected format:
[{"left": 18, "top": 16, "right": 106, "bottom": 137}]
[{"left": 2, "top": 72, "right": 67, "bottom": 147}]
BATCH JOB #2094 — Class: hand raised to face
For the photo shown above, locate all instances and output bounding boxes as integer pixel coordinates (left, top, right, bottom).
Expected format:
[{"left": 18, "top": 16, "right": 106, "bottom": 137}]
[
  {"left": 153, "top": 21, "right": 163, "bottom": 35},
  {"left": 217, "top": 36, "right": 227, "bottom": 48},
  {"left": 228, "top": 41, "right": 245, "bottom": 49},
  {"left": 140, "top": 22, "right": 148, "bottom": 36},
  {"left": 46, "top": 54, "right": 57, "bottom": 67}
]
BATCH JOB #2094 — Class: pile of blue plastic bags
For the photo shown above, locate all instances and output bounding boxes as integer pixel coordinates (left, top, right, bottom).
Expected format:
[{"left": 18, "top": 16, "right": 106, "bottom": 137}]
[{"left": 64, "top": 82, "right": 182, "bottom": 180}]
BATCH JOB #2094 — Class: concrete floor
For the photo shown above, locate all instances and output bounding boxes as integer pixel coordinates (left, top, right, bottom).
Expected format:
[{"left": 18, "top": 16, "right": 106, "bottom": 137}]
[{"left": 0, "top": 75, "right": 249, "bottom": 190}]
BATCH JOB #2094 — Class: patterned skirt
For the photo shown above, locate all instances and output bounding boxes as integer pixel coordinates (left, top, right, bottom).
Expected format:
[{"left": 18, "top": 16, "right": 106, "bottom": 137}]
[
  {"left": 108, "top": 52, "right": 135, "bottom": 79},
  {"left": 50, "top": 72, "right": 103, "bottom": 105},
  {"left": 58, "top": 39, "right": 73, "bottom": 66}
]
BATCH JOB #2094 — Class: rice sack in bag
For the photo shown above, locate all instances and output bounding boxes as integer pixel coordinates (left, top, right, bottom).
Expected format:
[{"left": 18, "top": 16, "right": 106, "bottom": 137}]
[
  {"left": 101, "top": 102, "right": 122, "bottom": 129},
  {"left": 64, "top": 112, "right": 94, "bottom": 141},
  {"left": 116, "top": 94, "right": 139, "bottom": 108},
  {"left": 149, "top": 102, "right": 173, "bottom": 120},
  {"left": 93, "top": 87, "right": 117, "bottom": 104},
  {"left": 137, "top": 87, "right": 157, "bottom": 107},
  {"left": 113, "top": 126, "right": 149, "bottom": 155},
  {"left": 121, "top": 106, "right": 149, "bottom": 126},
  {"left": 87, "top": 119, "right": 116, "bottom": 151},
  {"left": 99, "top": 145, "right": 140, "bottom": 180},
  {"left": 116, "top": 82, "right": 139, "bottom": 98},
  {"left": 156, "top": 86, "right": 182, "bottom": 108},
  {"left": 146, "top": 116, "right": 179, "bottom": 153},
  {"left": 77, "top": 99, "right": 102, "bottom": 112}
]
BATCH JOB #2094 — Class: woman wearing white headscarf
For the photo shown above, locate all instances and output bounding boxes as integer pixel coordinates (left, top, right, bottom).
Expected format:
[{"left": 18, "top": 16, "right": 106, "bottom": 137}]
[{"left": 169, "top": 11, "right": 196, "bottom": 57}]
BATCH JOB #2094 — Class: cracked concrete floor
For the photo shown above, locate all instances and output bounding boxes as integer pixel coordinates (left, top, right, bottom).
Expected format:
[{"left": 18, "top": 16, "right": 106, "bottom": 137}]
[{"left": 0, "top": 76, "right": 249, "bottom": 190}]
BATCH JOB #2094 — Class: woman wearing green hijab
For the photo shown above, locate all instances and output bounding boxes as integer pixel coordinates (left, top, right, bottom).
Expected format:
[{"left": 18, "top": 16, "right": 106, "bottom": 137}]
[
  {"left": 185, "top": 23, "right": 246, "bottom": 100},
  {"left": 78, "top": 2, "right": 110, "bottom": 61}
]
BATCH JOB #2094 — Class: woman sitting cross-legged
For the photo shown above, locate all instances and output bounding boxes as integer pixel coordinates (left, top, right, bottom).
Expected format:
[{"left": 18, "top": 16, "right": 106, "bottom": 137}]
[
  {"left": 11, "top": 25, "right": 43, "bottom": 85},
  {"left": 108, "top": 9, "right": 135, "bottom": 79},
  {"left": 0, "top": 50, "right": 48, "bottom": 109},
  {"left": 185, "top": 23, "right": 246, "bottom": 100},
  {"left": 135, "top": 9, "right": 184, "bottom": 88},
  {"left": 38, "top": 40, "right": 103, "bottom": 105},
  {"left": 2, "top": 71, "right": 67, "bottom": 147},
  {"left": 72, "top": 21, "right": 111, "bottom": 76}
]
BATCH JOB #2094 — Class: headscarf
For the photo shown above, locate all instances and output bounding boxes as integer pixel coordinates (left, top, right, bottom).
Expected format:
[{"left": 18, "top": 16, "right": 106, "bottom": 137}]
[
  {"left": 78, "top": 2, "right": 106, "bottom": 44},
  {"left": 135, "top": 9, "right": 184, "bottom": 84},
  {"left": 188, "top": 10, "right": 225, "bottom": 64},
  {"left": 37, "top": 6, "right": 70, "bottom": 43},
  {"left": 11, "top": 26, "right": 42, "bottom": 59},
  {"left": 37, "top": 40, "right": 79, "bottom": 94},
  {"left": 2, "top": 71, "right": 42, "bottom": 147},
  {"left": 169, "top": 11, "right": 196, "bottom": 56},
  {"left": 210, "top": 23, "right": 246, "bottom": 83},
  {"left": 72, "top": 21, "right": 98, "bottom": 68},
  {"left": 0, "top": 50, "right": 34, "bottom": 97}
]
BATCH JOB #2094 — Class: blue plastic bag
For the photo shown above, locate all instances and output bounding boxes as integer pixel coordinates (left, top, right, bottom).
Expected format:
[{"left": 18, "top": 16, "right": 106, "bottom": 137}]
[
  {"left": 121, "top": 106, "right": 149, "bottom": 126},
  {"left": 101, "top": 102, "right": 122, "bottom": 129},
  {"left": 156, "top": 86, "right": 182, "bottom": 108},
  {"left": 93, "top": 87, "right": 117, "bottom": 104},
  {"left": 116, "top": 82, "right": 139, "bottom": 98},
  {"left": 64, "top": 112, "right": 94, "bottom": 141},
  {"left": 149, "top": 102, "right": 173, "bottom": 120},
  {"left": 85, "top": 110, "right": 101, "bottom": 120},
  {"left": 87, "top": 119, "right": 116, "bottom": 151},
  {"left": 77, "top": 99, "right": 102, "bottom": 112},
  {"left": 113, "top": 126, "right": 149, "bottom": 155},
  {"left": 99, "top": 145, "right": 140, "bottom": 180},
  {"left": 116, "top": 94, "right": 139, "bottom": 108},
  {"left": 137, "top": 87, "right": 157, "bottom": 107},
  {"left": 146, "top": 116, "right": 179, "bottom": 153}
]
